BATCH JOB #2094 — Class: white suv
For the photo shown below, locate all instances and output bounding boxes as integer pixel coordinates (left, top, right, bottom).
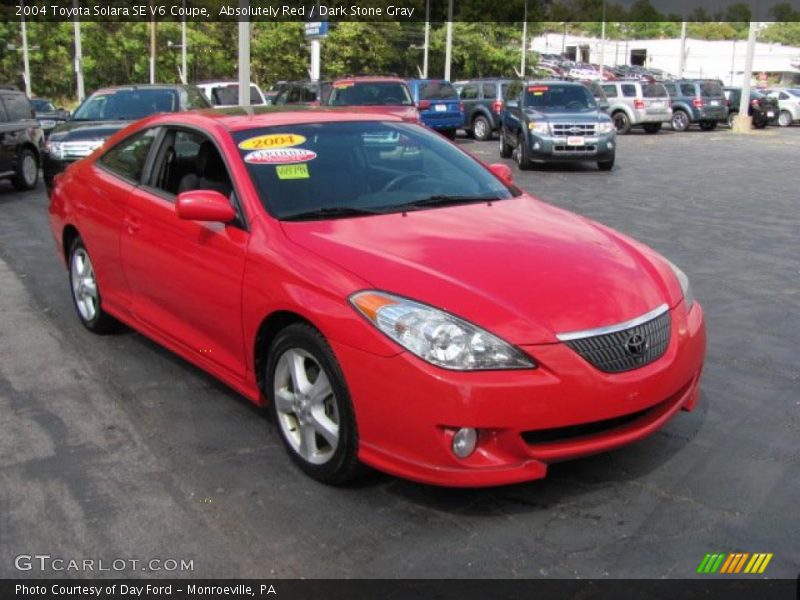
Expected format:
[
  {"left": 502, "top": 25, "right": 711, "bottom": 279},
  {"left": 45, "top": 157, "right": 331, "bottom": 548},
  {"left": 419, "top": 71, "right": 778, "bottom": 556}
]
[{"left": 196, "top": 81, "right": 267, "bottom": 108}]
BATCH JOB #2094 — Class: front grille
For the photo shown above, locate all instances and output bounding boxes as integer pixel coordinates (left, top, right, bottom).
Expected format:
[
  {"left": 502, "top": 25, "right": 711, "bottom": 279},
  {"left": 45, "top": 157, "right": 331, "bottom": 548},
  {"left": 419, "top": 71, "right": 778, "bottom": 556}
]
[
  {"left": 562, "top": 309, "right": 671, "bottom": 373},
  {"left": 522, "top": 404, "right": 654, "bottom": 445},
  {"left": 61, "top": 141, "right": 103, "bottom": 160},
  {"left": 552, "top": 123, "right": 596, "bottom": 136},
  {"left": 553, "top": 144, "right": 597, "bottom": 154}
]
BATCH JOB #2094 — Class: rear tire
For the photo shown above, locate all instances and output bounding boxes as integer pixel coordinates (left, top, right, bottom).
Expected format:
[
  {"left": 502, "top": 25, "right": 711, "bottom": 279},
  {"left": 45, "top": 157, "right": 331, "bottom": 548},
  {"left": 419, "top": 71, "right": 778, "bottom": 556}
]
[
  {"left": 12, "top": 148, "right": 38, "bottom": 191},
  {"left": 777, "top": 110, "right": 792, "bottom": 127},
  {"left": 612, "top": 111, "right": 631, "bottom": 134},
  {"left": 68, "top": 236, "right": 121, "bottom": 334},
  {"left": 671, "top": 110, "right": 690, "bottom": 132},
  {"left": 643, "top": 123, "right": 662, "bottom": 134},
  {"left": 472, "top": 115, "right": 492, "bottom": 141},
  {"left": 267, "top": 323, "right": 362, "bottom": 485},
  {"left": 699, "top": 120, "right": 717, "bottom": 131},
  {"left": 499, "top": 129, "right": 512, "bottom": 158}
]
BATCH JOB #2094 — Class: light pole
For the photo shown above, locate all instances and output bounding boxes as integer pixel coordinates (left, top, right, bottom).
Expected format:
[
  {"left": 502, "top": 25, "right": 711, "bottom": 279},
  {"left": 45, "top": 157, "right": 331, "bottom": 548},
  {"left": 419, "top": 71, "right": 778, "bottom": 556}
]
[
  {"left": 20, "top": 11, "right": 31, "bottom": 96},
  {"left": 599, "top": 0, "right": 606, "bottom": 80},
  {"left": 238, "top": 0, "right": 251, "bottom": 106},
  {"left": 520, "top": 0, "right": 528, "bottom": 77},
  {"left": 73, "top": 0, "right": 84, "bottom": 102},
  {"left": 422, "top": 0, "right": 430, "bottom": 79},
  {"left": 732, "top": 22, "right": 758, "bottom": 133},
  {"left": 181, "top": 0, "right": 187, "bottom": 84},
  {"left": 444, "top": 0, "right": 453, "bottom": 81}
]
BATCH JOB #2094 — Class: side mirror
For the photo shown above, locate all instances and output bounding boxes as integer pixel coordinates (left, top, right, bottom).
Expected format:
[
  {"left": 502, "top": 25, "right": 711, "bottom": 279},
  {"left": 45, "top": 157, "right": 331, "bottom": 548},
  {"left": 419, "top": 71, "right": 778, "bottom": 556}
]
[
  {"left": 489, "top": 163, "right": 513, "bottom": 185},
  {"left": 176, "top": 190, "right": 236, "bottom": 223},
  {"left": 505, "top": 100, "right": 519, "bottom": 109}
]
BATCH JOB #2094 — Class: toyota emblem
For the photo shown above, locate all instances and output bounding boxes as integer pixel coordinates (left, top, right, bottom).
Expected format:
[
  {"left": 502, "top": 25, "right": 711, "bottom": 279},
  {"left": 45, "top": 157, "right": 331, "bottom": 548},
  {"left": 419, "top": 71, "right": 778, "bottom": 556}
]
[{"left": 625, "top": 333, "right": 648, "bottom": 357}]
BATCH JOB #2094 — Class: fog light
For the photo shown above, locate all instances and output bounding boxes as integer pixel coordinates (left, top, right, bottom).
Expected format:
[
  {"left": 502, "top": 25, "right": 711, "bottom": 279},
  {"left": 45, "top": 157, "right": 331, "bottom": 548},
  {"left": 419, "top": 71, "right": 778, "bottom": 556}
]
[{"left": 452, "top": 427, "right": 477, "bottom": 458}]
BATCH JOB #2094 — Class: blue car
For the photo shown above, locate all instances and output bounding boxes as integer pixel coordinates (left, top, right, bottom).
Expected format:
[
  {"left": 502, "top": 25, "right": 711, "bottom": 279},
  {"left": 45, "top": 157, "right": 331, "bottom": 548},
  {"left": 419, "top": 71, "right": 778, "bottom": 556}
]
[{"left": 406, "top": 79, "right": 464, "bottom": 139}]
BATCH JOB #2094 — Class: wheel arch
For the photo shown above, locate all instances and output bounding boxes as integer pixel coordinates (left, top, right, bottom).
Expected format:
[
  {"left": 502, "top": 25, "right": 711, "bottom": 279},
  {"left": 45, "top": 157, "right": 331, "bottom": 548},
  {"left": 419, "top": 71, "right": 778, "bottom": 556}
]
[
  {"left": 253, "top": 310, "right": 318, "bottom": 398},
  {"left": 62, "top": 224, "right": 81, "bottom": 266},
  {"left": 19, "top": 141, "right": 41, "bottom": 165}
]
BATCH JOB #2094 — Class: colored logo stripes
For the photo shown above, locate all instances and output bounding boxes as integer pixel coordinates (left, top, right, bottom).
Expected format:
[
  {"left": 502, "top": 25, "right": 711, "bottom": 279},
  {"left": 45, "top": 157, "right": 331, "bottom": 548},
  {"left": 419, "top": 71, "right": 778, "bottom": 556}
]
[{"left": 697, "top": 552, "right": 773, "bottom": 574}]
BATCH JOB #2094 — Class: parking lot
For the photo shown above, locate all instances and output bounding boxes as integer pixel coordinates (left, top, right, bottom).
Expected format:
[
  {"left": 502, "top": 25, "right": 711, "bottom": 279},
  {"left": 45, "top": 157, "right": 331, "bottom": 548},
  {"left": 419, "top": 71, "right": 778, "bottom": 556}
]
[{"left": 0, "top": 126, "right": 798, "bottom": 579}]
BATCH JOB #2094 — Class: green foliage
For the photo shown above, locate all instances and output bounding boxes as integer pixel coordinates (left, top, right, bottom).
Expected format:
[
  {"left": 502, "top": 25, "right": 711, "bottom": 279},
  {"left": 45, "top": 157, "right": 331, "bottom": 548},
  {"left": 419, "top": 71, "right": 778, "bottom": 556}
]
[{"left": 760, "top": 22, "right": 800, "bottom": 46}]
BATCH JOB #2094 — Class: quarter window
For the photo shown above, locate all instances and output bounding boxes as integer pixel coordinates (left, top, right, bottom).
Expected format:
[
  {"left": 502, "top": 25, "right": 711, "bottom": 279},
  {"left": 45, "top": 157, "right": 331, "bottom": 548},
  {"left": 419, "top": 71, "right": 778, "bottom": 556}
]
[
  {"left": 98, "top": 129, "right": 158, "bottom": 183},
  {"left": 680, "top": 83, "right": 696, "bottom": 96},
  {"left": 621, "top": 84, "right": 637, "bottom": 98},
  {"left": 482, "top": 83, "right": 497, "bottom": 100}
]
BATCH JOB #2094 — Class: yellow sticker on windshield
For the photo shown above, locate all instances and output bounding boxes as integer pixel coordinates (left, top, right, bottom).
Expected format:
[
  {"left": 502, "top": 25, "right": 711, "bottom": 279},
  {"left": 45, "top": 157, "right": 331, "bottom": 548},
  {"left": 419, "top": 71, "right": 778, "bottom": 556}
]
[
  {"left": 239, "top": 133, "right": 306, "bottom": 150},
  {"left": 276, "top": 164, "right": 310, "bottom": 180}
]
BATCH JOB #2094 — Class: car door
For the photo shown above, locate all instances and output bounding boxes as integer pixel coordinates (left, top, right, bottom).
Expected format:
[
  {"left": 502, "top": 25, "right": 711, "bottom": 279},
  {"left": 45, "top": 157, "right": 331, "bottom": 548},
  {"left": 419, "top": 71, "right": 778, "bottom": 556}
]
[
  {"left": 118, "top": 126, "right": 249, "bottom": 378},
  {"left": 0, "top": 96, "right": 11, "bottom": 174},
  {"left": 501, "top": 81, "right": 524, "bottom": 146}
]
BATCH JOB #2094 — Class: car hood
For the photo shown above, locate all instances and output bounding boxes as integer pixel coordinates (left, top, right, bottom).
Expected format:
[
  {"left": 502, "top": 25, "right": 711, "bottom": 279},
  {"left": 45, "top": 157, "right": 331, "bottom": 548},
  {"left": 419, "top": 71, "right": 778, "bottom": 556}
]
[
  {"left": 48, "top": 120, "right": 130, "bottom": 142},
  {"left": 281, "top": 196, "right": 681, "bottom": 344}
]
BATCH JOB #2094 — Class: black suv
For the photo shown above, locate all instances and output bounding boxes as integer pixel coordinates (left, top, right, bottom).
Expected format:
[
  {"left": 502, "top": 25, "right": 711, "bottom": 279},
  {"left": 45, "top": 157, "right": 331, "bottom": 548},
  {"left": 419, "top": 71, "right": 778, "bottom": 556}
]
[
  {"left": 454, "top": 78, "right": 514, "bottom": 141},
  {"left": 43, "top": 84, "right": 210, "bottom": 191},
  {"left": 0, "top": 86, "right": 44, "bottom": 191},
  {"left": 723, "top": 87, "right": 778, "bottom": 128},
  {"left": 663, "top": 79, "right": 728, "bottom": 131}
]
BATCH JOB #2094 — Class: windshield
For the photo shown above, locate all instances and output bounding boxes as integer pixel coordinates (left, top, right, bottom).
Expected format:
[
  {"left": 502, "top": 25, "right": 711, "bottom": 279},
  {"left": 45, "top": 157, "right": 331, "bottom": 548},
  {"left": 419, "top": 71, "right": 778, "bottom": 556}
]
[
  {"left": 328, "top": 82, "right": 414, "bottom": 106},
  {"left": 32, "top": 99, "right": 56, "bottom": 112},
  {"left": 210, "top": 84, "right": 263, "bottom": 106},
  {"left": 525, "top": 84, "right": 596, "bottom": 111},
  {"left": 72, "top": 89, "right": 178, "bottom": 121},
  {"left": 234, "top": 121, "right": 517, "bottom": 221},
  {"left": 419, "top": 81, "right": 459, "bottom": 101}
]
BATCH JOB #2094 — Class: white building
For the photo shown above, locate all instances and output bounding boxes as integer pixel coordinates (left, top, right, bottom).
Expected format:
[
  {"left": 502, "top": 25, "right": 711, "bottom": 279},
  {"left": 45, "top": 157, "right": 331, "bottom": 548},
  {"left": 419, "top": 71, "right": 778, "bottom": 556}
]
[{"left": 531, "top": 33, "right": 800, "bottom": 86}]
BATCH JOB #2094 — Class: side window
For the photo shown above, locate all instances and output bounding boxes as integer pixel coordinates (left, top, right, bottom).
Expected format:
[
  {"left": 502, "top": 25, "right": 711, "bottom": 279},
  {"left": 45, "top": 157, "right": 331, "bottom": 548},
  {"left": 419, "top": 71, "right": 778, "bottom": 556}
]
[
  {"left": 779, "top": 92, "right": 789, "bottom": 100},
  {"left": 150, "top": 129, "right": 233, "bottom": 201},
  {"left": 621, "top": 84, "right": 637, "bottom": 98},
  {"left": 664, "top": 83, "right": 677, "bottom": 96},
  {"left": 482, "top": 83, "right": 497, "bottom": 100},
  {"left": 287, "top": 85, "right": 304, "bottom": 103},
  {"left": 602, "top": 84, "right": 617, "bottom": 98},
  {"left": 506, "top": 81, "right": 522, "bottom": 102},
  {"left": 2, "top": 93, "right": 34, "bottom": 120},
  {"left": 186, "top": 86, "right": 211, "bottom": 109},
  {"left": 98, "top": 129, "right": 158, "bottom": 183},
  {"left": 459, "top": 84, "right": 479, "bottom": 100},
  {"left": 680, "top": 83, "right": 696, "bottom": 96},
  {"left": 500, "top": 83, "right": 510, "bottom": 99},
  {"left": 302, "top": 84, "right": 318, "bottom": 103}
]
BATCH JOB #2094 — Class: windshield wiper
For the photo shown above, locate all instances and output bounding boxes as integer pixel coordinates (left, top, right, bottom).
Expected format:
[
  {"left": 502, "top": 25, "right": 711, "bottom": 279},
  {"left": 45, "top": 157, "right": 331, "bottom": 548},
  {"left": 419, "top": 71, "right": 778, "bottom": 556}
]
[
  {"left": 281, "top": 206, "right": 386, "bottom": 221},
  {"left": 395, "top": 195, "right": 496, "bottom": 212}
]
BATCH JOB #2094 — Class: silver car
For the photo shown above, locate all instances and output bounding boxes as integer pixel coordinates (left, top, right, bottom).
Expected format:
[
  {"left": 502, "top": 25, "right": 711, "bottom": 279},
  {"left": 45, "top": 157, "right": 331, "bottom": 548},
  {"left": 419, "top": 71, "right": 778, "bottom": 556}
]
[
  {"left": 763, "top": 88, "right": 800, "bottom": 127},
  {"left": 601, "top": 80, "right": 672, "bottom": 134}
]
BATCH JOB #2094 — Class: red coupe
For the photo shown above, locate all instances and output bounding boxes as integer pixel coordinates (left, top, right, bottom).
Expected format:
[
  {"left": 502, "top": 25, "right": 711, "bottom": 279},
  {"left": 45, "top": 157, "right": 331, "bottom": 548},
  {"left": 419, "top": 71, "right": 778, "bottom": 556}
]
[{"left": 49, "top": 108, "right": 706, "bottom": 487}]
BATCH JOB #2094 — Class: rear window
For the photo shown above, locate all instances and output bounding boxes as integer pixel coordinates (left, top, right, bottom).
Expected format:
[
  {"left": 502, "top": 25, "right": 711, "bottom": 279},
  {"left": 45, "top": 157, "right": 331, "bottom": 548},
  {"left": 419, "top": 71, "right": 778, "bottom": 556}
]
[
  {"left": 210, "top": 85, "right": 264, "bottom": 106},
  {"left": 642, "top": 83, "right": 668, "bottom": 98},
  {"left": 700, "top": 81, "right": 724, "bottom": 97},
  {"left": 328, "top": 82, "right": 413, "bottom": 106},
  {"left": 419, "top": 81, "right": 458, "bottom": 101},
  {"left": 73, "top": 89, "right": 178, "bottom": 121}
]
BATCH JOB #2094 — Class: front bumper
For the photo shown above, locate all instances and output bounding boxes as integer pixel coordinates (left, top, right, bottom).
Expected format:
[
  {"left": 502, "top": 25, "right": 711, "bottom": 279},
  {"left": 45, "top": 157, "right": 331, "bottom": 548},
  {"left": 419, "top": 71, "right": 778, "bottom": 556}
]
[
  {"left": 335, "top": 301, "right": 706, "bottom": 487},
  {"left": 527, "top": 131, "right": 616, "bottom": 163}
]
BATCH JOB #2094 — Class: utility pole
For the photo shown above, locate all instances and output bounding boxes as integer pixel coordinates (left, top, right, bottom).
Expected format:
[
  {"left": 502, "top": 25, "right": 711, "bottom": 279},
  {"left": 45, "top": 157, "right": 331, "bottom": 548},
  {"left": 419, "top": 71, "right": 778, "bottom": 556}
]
[
  {"left": 73, "top": 0, "right": 84, "bottom": 101},
  {"left": 444, "top": 0, "right": 453, "bottom": 81},
  {"left": 599, "top": 0, "right": 606, "bottom": 79},
  {"left": 20, "top": 10, "right": 32, "bottom": 96},
  {"left": 520, "top": 0, "right": 528, "bottom": 77},
  {"left": 422, "top": 0, "right": 430, "bottom": 79},
  {"left": 238, "top": 0, "right": 251, "bottom": 105},
  {"left": 678, "top": 21, "right": 687, "bottom": 77},
  {"left": 733, "top": 22, "right": 758, "bottom": 133},
  {"left": 149, "top": 18, "right": 156, "bottom": 84},
  {"left": 181, "top": 0, "right": 187, "bottom": 84}
]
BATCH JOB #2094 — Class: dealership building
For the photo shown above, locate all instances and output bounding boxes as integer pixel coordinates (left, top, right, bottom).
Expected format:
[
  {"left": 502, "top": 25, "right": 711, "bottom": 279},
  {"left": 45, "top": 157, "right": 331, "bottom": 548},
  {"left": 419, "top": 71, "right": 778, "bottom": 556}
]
[{"left": 531, "top": 32, "right": 800, "bottom": 86}]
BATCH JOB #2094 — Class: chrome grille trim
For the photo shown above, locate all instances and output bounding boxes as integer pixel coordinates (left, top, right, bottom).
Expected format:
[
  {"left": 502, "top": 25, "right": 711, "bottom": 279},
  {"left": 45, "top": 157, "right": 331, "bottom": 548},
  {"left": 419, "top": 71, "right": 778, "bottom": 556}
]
[
  {"left": 552, "top": 123, "right": 596, "bottom": 136},
  {"left": 556, "top": 304, "right": 669, "bottom": 342}
]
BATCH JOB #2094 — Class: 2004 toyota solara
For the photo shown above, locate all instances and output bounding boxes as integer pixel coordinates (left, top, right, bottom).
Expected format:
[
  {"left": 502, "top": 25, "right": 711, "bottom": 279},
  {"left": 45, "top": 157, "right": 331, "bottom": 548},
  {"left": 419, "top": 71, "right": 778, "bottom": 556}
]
[{"left": 49, "top": 107, "right": 706, "bottom": 487}]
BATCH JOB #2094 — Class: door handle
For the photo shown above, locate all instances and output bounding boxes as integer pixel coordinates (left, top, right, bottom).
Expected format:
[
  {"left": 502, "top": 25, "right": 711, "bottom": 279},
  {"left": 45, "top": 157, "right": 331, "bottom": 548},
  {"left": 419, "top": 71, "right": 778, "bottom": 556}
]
[{"left": 123, "top": 216, "right": 140, "bottom": 234}]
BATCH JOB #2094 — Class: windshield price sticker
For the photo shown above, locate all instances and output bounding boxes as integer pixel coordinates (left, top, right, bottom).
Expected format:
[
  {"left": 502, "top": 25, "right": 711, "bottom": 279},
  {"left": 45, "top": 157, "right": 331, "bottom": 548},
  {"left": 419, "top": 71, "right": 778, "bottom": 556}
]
[
  {"left": 334, "top": 81, "right": 355, "bottom": 89},
  {"left": 276, "top": 164, "right": 310, "bottom": 180},
  {"left": 239, "top": 134, "right": 306, "bottom": 150},
  {"left": 528, "top": 86, "right": 549, "bottom": 94},
  {"left": 244, "top": 148, "right": 317, "bottom": 165}
]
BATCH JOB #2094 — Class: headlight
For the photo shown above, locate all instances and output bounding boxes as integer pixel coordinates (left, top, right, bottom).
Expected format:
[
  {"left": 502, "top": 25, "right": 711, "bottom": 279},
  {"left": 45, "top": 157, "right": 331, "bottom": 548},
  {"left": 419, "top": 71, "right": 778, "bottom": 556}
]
[
  {"left": 45, "top": 140, "right": 63, "bottom": 159},
  {"left": 527, "top": 121, "right": 551, "bottom": 135},
  {"left": 596, "top": 121, "right": 615, "bottom": 134},
  {"left": 350, "top": 291, "right": 535, "bottom": 370},
  {"left": 666, "top": 260, "right": 694, "bottom": 310}
]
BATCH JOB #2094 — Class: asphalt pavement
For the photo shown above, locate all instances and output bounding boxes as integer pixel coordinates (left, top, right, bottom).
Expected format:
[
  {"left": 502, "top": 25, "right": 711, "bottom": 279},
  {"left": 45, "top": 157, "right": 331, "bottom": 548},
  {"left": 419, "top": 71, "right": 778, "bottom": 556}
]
[{"left": 0, "top": 125, "right": 798, "bottom": 579}]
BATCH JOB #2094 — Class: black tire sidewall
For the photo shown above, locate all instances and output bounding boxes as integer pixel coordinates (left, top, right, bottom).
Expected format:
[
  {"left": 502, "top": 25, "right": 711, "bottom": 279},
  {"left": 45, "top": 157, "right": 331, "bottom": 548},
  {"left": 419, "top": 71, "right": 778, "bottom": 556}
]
[
  {"left": 13, "top": 148, "right": 38, "bottom": 191},
  {"left": 672, "top": 111, "right": 689, "bottom": 131},
  {"left": 67, "top": 236, "right": 118, "bottom": 334},
  {"left": 473, "top": 116, "right": 491, "bottom": 141},
  {"left": 266, "top": 323, "right": 360, "bottom": 485}
]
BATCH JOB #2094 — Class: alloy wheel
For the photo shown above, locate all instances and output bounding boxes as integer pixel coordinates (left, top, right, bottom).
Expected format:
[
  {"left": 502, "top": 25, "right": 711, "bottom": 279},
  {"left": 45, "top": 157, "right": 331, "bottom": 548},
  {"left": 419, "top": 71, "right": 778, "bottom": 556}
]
[
  {"left": 22, "top": 153, "right": 37, "bottom": 187},
  {"left": 70, "top": 248, "right": 98, "bottom": 322},
  {"left": 273, "top": 348, "right": 340, "bottom": 465}
]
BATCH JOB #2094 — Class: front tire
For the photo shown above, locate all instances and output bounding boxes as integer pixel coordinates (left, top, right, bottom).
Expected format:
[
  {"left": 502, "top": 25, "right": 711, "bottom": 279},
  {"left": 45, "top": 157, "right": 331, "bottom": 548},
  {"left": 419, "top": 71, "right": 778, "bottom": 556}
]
[
  {"left": 68, "top": 237, "right": 120, "bottom": 334},
  {"left": 12, "top": 148, "right": 38, "bottom": 191},
  {"left": 499, "top": 129, "right": 512, "bottom": 158},
  {"left": 612, "top": 111, "right": 631, "bottom": 134},
  {"left": 514, "top": 134, "right": 530, "bottom": 170},
  {"left": 472, "top": 115, "right": 492, "bottom": 141},
  {"left": 267, "top": 323, "right": 361, "bottom": 485}
]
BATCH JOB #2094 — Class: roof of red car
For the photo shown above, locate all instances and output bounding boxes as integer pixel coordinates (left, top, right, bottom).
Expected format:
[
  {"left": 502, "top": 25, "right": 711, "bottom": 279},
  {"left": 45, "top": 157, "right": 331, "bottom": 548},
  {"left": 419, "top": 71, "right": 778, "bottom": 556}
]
[{"left": 145, "top": 106, "right": 403, "bottom": 132}]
